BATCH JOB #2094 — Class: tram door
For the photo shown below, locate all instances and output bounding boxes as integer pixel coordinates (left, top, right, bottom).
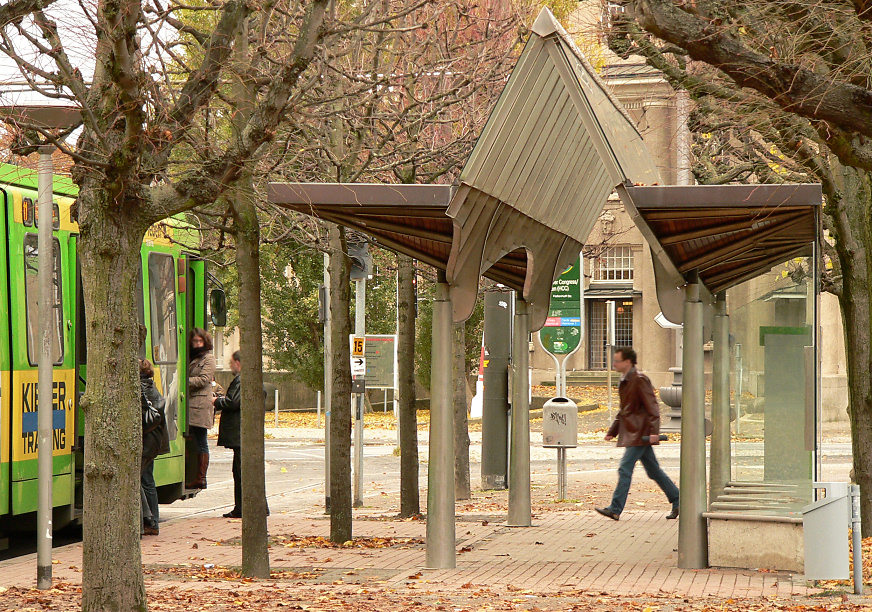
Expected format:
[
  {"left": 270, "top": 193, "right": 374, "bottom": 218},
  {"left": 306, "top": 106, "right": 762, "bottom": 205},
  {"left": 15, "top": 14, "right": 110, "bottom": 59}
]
[{"left": 182, "top": 256, "right": 206, "bottom": 488}]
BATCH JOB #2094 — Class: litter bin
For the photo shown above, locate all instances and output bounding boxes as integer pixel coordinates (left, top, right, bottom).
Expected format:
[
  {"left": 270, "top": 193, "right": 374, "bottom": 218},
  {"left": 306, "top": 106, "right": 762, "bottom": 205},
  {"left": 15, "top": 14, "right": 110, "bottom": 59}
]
[
  {"left": 802, "top": 482, "right": 850, "bottom": 580},
  {"left": 542, "top": 397, "right": 578, "bottom": 448},
  {"left": 542, "top": 398, "right": 577, "bottom": 501}
]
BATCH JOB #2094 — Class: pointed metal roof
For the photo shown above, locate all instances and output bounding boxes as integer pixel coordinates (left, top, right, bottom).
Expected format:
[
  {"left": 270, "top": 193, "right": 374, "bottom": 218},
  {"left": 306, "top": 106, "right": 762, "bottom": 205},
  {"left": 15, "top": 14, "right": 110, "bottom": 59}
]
[{"left": 446, "top": 7, "right": 660, "bottom": 328}]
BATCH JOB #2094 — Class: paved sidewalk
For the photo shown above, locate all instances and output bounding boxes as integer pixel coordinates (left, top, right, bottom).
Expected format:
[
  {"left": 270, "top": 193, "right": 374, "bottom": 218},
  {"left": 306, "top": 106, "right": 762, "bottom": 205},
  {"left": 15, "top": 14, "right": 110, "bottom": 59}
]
[{"left": 0, "top": 508, "right": 819, "bottom": 600}]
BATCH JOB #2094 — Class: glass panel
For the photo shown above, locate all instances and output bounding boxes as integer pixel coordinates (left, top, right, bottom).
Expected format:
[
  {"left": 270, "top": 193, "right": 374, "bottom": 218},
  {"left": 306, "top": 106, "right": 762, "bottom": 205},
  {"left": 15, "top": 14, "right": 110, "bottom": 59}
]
[
  {"left": 136, "top": 268, "right": 146, "bottom": 360},
  {"left": 24, "top": 234, "right": 64, "bottom": 365},
  {"left": 726, "top": 255, "right": 817, "bottom": 514},
  {"left": 148, "top": 253, "right": 179, "bottom": 441},
  {"left": 148, "top": 253, "right": 177, "bottom": 365}
]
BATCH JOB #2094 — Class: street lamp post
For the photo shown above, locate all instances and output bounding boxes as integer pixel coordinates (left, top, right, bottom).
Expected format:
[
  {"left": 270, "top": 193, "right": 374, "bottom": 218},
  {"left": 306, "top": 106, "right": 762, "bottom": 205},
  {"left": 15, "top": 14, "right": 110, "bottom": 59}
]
[{"left": 1, "top": 105, "right": 81, "bottom": 590}]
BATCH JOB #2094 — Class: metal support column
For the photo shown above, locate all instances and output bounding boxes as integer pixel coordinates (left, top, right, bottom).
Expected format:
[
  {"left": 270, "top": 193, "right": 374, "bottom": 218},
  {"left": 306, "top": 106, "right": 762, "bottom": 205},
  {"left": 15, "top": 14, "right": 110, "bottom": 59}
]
[
  {"left": 709, "top": 293, "right": 731, "bottom": 506},
  {"left": 508, "top": 298, "right": 531, "bottom": 527},
  {"left": 37, "top": 145, "right": 54, "bottom": 590},
  {"left": 481, "top": 291, "right": 511, "bottom": 489},
  {"left": 323, "top": 253, "right": 332, "bottom": 512},
  {"left": 678, "top": 278, "right": 708, "bottom": 569},
  {"left": 353, "top": 279, "right": 365, "bottom": 507},
  {"left": 425, "top": 275, "right": 455, "bottom": 568}
]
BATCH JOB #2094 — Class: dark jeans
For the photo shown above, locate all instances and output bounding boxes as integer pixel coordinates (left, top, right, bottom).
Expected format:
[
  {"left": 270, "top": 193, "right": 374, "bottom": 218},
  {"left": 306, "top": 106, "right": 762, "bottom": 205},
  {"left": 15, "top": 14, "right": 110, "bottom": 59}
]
[
  {"left": 190, "top": 426, "right": 209, "bottom": 454},
  {"left": 231, "top": 447, "right": 241, "bottom": 515},
  {"left": 141, "top": 461, "right": 159, "bottom": 527},
  {"left": 141, "top": 428, "right": 162, "bottom": 528},
  {"left": 606, "top": 445, "right": 679, "bottom": 515}
]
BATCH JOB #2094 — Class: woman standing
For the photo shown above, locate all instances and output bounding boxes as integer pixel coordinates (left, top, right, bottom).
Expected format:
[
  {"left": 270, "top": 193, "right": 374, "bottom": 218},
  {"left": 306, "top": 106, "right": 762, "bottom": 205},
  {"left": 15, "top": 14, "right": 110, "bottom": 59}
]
[{"left": 186, "top": 328, "right": 215, "bottom": 489}]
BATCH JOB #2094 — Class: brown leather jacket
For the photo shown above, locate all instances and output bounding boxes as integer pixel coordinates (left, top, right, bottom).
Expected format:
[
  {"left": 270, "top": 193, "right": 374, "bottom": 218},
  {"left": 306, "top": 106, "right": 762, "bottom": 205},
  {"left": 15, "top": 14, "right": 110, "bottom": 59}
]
[{"left": 606, "top": 367, "right": 661, "bottom": 447}]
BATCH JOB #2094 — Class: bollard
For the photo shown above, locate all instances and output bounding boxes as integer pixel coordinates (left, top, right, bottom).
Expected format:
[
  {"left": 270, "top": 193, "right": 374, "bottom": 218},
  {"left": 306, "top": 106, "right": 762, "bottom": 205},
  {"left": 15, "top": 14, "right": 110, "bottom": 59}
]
[{"left": 852, "top": 485, "right": 863, "bottom": 595}]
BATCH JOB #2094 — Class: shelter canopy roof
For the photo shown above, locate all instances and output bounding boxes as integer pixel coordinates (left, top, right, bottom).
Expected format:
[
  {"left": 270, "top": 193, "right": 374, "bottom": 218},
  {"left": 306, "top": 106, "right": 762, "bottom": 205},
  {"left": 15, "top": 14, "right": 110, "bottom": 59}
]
[
  {"left": 618, "top": 183, "right": 821, "bottom": 323},
  {"left": 269, "top": 9, "right": 821, "bottom": 331}
]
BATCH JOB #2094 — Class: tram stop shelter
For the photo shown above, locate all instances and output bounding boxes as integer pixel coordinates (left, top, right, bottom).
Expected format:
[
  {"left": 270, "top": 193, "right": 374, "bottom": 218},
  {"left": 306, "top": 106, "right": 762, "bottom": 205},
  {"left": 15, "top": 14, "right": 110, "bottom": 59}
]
[{"left": 268, "top": 7, "right": 822, "bottom": 573}]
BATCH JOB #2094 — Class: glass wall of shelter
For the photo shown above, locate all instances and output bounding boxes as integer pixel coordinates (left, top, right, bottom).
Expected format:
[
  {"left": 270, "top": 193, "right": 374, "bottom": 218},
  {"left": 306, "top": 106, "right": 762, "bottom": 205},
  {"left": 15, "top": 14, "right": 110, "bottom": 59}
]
[{"left": 723, "top": 250, "right": 819, "bottom": 515}]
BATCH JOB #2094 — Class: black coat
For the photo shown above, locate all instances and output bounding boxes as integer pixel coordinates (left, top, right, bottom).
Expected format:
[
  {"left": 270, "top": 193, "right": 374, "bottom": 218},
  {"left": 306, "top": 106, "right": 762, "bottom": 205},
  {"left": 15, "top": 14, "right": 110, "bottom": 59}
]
[
  {"left": 215, "top": 374, "right": 241, "bottom": 449},
  {"left": 141, "top": 377, "right": 171, "bottom": 455}
]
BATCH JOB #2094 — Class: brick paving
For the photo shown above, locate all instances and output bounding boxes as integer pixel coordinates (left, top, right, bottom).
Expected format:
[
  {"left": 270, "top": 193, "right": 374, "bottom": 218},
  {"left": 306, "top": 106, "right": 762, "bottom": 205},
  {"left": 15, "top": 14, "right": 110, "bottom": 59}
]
[{"left": 0, "top": 508, "right": 819, "bottom": 600}]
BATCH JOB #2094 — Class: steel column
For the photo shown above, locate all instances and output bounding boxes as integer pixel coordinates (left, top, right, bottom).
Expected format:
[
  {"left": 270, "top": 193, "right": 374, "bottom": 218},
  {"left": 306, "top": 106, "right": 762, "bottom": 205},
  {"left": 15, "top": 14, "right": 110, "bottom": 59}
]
[
  {"left": 37, "top": 146, "right": 54, "bottom": 590},
  {"left": 508, "top": 298, "right": 531, "bottom": 527},
  {"left": 709, "top": 293, "right": 731, "bottom": 507},
  {"left": 678, "top": 280, "right": 708, "bottom": 568},
  {"left": 323, "top": 253, "right": 332, "bottom": 512},
  {"left": 481, "top": 291, "right": 511, "bottom": 489},
  {"left": 353, "top": 279, "right": 366, "bottom": 508},
  {"left": 426, "top": 277, "right": 456, "bottom": 568}
]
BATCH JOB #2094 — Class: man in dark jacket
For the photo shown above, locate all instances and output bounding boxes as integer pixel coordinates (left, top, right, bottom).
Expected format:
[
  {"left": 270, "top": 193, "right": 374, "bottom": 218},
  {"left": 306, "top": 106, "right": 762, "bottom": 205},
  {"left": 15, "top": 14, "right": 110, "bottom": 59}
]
[
  {"left": 213, "top": 351, "right": 242, "bottom": 518},
  {"left": 595, "top": 347, "right": 679, "bottom": 521}
]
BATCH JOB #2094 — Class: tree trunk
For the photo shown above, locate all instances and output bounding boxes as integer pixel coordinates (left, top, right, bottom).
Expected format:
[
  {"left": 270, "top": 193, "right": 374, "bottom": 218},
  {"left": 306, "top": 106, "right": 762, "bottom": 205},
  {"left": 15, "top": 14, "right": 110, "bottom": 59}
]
[
  {"left": 833, "top": 167, "right": 872, "bottom": 536},
  {"left": 233, "top": 176, "right": 271, "bottom": 577},
  {"left": 397, "top": 253, "right": 420, "bottom": 517},
  {"left": 230, "top": 18, "right": 270, "bottom": 576},
  {"left": 79, "top": 205, "right": 148, "bottom": 612},
  {"left": 328, "top": 224, "right": 353, "bottom": 542},
  {"left": 454, "top": 321, "right": 471, "bottom": 500}
]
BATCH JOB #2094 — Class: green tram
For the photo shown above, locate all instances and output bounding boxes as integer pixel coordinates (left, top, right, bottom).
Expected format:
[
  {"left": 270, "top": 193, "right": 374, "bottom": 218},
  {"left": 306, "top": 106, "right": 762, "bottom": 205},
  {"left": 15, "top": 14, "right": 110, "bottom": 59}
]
[{"left": 0, "top": 163, "right": 224, "bottom": 536}]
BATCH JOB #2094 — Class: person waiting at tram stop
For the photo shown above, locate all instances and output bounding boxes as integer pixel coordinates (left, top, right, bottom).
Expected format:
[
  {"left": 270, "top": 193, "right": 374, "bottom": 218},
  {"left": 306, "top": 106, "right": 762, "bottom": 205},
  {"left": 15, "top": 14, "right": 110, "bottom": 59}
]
[
  {"left": 596, "top": 346, "right": 679, "bottom": 521},
  {"left": 186, "top": 328, "right": 216, "bottom": 489},
  {"left": 140, "top": 359, "right": 168, "bottom": 536},
  {"left": 212, "top": 350, "right": 270, "bottom": 519}
]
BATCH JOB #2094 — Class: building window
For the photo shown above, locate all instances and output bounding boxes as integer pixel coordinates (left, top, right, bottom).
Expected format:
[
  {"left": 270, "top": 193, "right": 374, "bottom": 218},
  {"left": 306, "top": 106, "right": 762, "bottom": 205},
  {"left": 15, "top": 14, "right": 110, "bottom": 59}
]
[
  {"left": 591, "top": 246, "right": 634, "bottom": 282},
  {"left": 588, "top": 300, "right": 634, "bottom": 370},
  {"left": 601, "top": 0, "right": 626, "bottom": 29}
]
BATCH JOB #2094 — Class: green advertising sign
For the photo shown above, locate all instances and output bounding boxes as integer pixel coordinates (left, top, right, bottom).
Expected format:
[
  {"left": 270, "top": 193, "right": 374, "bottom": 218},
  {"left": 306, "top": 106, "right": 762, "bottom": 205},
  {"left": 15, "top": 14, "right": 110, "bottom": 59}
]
[
  {"left": 549, "top": 258, "right": 581, "bottom": 303},
  {"left": 539, "top": 257, "right": 582, "bottom": 356}
]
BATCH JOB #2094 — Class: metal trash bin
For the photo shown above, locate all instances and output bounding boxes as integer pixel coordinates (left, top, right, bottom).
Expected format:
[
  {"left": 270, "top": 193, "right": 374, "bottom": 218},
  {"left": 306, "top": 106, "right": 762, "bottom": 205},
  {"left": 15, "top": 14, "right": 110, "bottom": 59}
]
[
  {"left": 802, "top": 482, "right": 850, "bottom": 580},
  {"left": 543, "top": 397, "right": 577, "bottom": 500},
  {"left": 542, "top": 397, "right": 578, "bottom": 448}
]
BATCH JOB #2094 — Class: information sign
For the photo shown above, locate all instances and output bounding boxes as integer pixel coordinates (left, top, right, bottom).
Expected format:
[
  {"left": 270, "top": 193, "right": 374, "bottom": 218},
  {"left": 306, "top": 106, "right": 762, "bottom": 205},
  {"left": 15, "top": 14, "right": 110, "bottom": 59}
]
[
  {"left": 539, "top": 258, "right": 582, "bottom": 355},
  {"left": 364, "top": 335, "right": 396, "bottom": 389}
]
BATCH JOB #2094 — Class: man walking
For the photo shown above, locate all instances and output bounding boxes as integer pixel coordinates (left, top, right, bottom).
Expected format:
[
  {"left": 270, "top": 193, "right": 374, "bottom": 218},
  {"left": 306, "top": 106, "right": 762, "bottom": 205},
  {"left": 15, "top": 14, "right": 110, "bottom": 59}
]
[
  {"left": 214, "top": 351, "right": 242, "bottom": 518},
  {"left": 596, "top": 346, "right": 679, "bottom": 521}
]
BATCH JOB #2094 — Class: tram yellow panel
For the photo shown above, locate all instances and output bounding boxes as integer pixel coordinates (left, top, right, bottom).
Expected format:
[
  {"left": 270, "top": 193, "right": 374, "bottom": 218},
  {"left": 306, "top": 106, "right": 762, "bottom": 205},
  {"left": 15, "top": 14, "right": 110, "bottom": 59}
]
[{"left": 11, "top": 369, "right": 75, "bottom": 464}]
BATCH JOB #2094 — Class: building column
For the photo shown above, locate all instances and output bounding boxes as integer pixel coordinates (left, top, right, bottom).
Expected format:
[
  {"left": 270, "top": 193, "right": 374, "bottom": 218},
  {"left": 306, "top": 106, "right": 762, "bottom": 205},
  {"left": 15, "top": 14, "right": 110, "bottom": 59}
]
[
  {"left": 425, "top": 273, "right": 456, "bottom": 568},
  {"left": 507, "top": 297, "right": 531, "bottom": 527},
  {"left": 678, "top": 277, "right": 708, "bottom": 568},
  {"left": 709, "top": 293, "right": 731, "bottom": 506}
]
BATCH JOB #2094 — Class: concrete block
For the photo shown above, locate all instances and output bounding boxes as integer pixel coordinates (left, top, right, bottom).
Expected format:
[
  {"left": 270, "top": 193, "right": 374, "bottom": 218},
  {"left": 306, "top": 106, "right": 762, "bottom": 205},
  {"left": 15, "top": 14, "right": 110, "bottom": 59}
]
[{"left": 708, "top": 518, "right": 803, "bottom": 572}]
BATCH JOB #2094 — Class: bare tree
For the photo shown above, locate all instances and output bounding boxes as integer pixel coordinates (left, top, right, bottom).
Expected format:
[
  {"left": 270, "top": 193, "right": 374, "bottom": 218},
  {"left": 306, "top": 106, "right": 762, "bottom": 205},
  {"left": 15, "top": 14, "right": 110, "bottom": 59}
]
[
  {"left": 397, "top": 253, "right": 420, "bottom": 516},
  {"left": 328, "top": 223, "right": 353, "bottom": 542}
]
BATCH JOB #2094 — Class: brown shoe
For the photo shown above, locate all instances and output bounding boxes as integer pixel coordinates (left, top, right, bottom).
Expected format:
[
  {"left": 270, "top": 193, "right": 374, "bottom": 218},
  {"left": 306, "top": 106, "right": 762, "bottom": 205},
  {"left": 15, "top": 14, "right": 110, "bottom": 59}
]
[
  {"left": 143, "top": 526, "right": 160, "bottom": 536},
  {"left": 595, "top": 507, "right": 620, "bottom": 521},
  {"left": 666, "top": 506, "right": 679, "bottom": 520}
]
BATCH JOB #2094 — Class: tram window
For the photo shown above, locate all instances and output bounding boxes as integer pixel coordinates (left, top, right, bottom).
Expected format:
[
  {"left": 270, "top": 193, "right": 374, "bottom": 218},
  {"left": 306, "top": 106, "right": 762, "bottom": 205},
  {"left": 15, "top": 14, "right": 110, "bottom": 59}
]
[
  {"left": 148, "top": 253, "right": 178, "bottom": 365},
  {"left": 23, "top": 234, "right": 64, "bottom": 365}
]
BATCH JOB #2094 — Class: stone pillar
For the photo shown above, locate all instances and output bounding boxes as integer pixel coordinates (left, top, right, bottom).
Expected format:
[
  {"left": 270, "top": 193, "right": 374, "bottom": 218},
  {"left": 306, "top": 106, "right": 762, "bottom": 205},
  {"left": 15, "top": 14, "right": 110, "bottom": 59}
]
[
  {"left": 678, "top": 278, "right": 708, "bottom": 569},
  {"left": 507, "top": 298, "right": 531, "bottom": 527},
  {"left": 709, "top": 293, "right": 731, "bottom": 506},
  {"left": 425, "top": 274, "right": 456, "bottom": 568}
]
